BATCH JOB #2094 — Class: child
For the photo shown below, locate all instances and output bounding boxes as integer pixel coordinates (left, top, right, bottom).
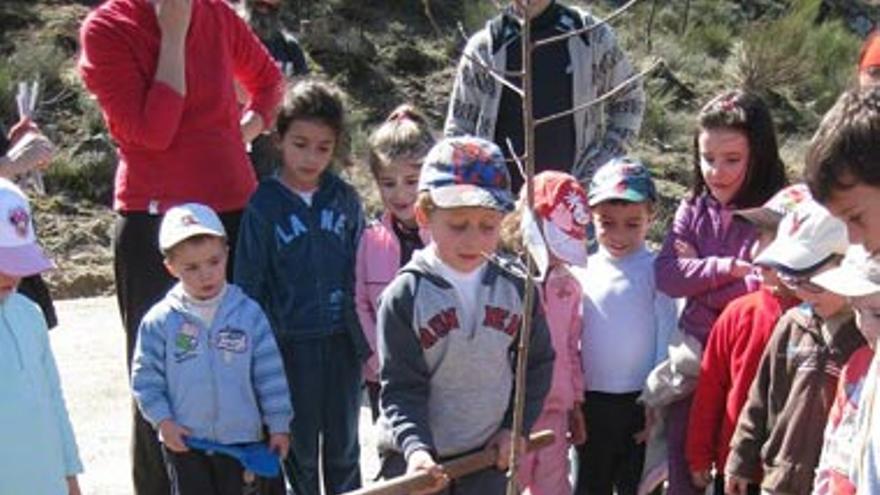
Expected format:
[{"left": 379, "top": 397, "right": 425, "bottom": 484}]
[
  {"left": 498, "top": 170, "right": 590, "bottom": 495},
  {"left": 724, "top": 199, "right": 865, "bottom": 495},
  {"left": 0, "top": 179, "right": 82, "bottom": 494},
  {"left": 131, "top": 202, "right": 292, "bottom": 494},
  {"left": 376, "top": 136, "right": 555, "bottom": 494},
  {"left": 858, "top": 31, "right": 880, "bottom": 89},
  {"left": 810, "top": 246, "right": 880, "bottom": 495},
  {"left": 805, "top": 86, "right": 880, "bottom": 255},
  {"left": 686, "top": 184, "right": 809, "bottom": 494},
  {"left": 234, "top": 79, "right": 367, "bottom": 494},
  {"left": 654, "top": 89, "right": 788, "bottom": 494},
  {"left": 574, "top": 158, "right": 677, "bottom": 495},
  {"left": 356, "top": 104, "right": 434, "bottom": 420}
]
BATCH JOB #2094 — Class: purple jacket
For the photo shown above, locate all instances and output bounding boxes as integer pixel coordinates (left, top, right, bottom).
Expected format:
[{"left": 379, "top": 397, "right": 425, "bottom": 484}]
[{"left": 655, "top": 194, "right": 759, "bottom": 345}]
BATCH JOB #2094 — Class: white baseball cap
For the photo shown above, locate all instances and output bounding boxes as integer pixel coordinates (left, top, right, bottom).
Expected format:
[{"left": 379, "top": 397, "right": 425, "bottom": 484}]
[
  {"left": 0, "top": 179, "right": 53, "bottom": 276},
  {"left": 754, "top": 199, "right": 849, "bottom": 273},
  {"left": 812, "top": 245, "right": 880, "bottom": 297},
  {"left": 159, "top": 203, "right": 227, "bottom": 252}
]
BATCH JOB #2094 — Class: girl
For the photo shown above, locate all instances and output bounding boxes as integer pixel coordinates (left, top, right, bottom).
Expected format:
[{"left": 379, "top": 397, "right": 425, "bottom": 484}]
[
  {"left": 355, "top": 104, "right": 434, "bottom": 421},
  {"left": 499, "top": 170, "right": 589, "bottom": 495},
  {"left": 234, "top": 79, "right": 366, "bottom": 495},
  {"left": 654, "top": 89, "right": 787, "bottom": 495}
]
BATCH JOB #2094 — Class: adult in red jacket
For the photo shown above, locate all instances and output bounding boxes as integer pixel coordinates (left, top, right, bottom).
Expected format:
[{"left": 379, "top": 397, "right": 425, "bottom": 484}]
[{"left": 78, "top": 1, "right": 283, "bottom": 494}]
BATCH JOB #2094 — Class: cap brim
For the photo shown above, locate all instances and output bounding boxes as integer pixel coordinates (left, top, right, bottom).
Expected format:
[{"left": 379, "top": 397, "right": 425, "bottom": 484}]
[
  {"left": 734, "top": 208, "right": 783, "bottom": 231},
  {"left": 0, "top": 244, "right": 53, "bottom": 277},
  {"left": 160, "top": 227, "right": 226, "bottom": 252},
  {"left": 588, "top": 189, "right": 650, "bottom": 207},
  {"left": 430, "top": 185, "right": 514, "bottom": 212},
  {"left": 812, "top": 264, "right": 880, "bottom": 297},
  {"left": 754, "top": 240, "right": 826, "bottom": 272}
]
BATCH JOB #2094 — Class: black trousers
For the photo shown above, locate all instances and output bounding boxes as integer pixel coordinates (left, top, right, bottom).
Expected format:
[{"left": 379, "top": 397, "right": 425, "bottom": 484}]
[
  {"left": 575, "top": 391, "right": 646, "bottom": 495},
  {"left": 164, "top": 448, "right": 282, "bottom": 495},
  {"left": 115, "top": 210, "right": 242, "bottom": 495}
]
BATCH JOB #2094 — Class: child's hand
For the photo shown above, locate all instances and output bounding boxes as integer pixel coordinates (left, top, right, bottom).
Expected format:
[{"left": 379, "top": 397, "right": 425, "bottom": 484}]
[
  {"left": 66, "top": 476, "right": 81, "bottom": 495},
  {"left": 690, "top": 469, "right": 712, "bottom": 490},
  {"left": 633, "top": 407, "right": 656, "bottom": 445},
  {"left": 158, "top": 419, "right": 190, "bottom": 453},
  {"left": 268, "top": 433, "right": 290, "bottom": 460},
  {"left": 731, "top": 259, "right": 754, "bottom": 278},
  {"left": 407, "top": 449, "right": 448, "bottom": 495},
  {"left": 487, "top": 428, "right": 525, "bottom": 471},
  {"left": 569, "top": 407, "right": 587, "bottom": 445},
  {"left": 674, "top": 239, "right": 698, "bottom": 258},
  {"left": 724, "top": 473, "right": 751, "bottom": 495}
]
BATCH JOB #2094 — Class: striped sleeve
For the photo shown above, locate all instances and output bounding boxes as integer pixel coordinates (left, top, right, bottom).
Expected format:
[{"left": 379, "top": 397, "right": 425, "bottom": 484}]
[{"left": 250, "top": 307, "right": 293, "bottom": 434}]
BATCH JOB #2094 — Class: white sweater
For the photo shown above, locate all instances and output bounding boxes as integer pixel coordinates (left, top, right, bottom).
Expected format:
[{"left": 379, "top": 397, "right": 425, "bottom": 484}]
[{"left": 575, "top": 245, "right": 677, "bottom": 394}]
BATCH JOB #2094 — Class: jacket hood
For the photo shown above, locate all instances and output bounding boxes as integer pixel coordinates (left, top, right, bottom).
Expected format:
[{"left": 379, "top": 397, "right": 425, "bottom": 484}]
[
  {"left": 401, "top": 246, "right": 527, "bottom": 291},
  {"left": 166, "top": 283, "right": 247, "bottom": 325}
]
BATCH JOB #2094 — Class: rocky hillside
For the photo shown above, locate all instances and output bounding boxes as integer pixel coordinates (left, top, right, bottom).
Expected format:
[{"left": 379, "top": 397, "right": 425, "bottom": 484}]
[{"left": 0, "top": 0, "right": 870, "bottom": 298}]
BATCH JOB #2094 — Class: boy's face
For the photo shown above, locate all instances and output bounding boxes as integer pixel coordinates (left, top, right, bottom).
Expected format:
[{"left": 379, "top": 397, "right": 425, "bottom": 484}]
[
  {"left": 164, "top": 237, "right": 228, "bottom": 301},
  {"left": 826, "top": 182, "right": 880, "bottom": 255},
  {"left": 591, "top": 201, "right": 652, "bottom": 258},
  {"left": 376, "top": 160, "right": 421, "bottom": 227},
  {"left": 417, "top": 205, "right": 504, "bottom": 273},
  {"left": 0, "top": 272, "right": 21, "bottom": 300},
  {"left": 852, "top": 292, "right": 880, "bottom": 347},
  {"left": 782, "top": 262, "right": 848, "bottom": 319}
]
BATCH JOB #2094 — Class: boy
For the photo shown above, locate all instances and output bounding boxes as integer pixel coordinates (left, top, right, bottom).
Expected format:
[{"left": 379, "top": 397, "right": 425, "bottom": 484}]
[
  {"left": 686, "top": 184, "right": 808, "bottom": 494},
  {"left": 376, "top": 136, "right": 555, "bottom": 494},
  {"left": 724, "top": 200, "right": 865, "bottom": 495},
  {"left": 810, "top": 246, "right": 880, "bottom": 494},
  {"left": 805, "top": 86, "right": 880, "bottom": 254},
  {"left": 131, "top": 203, "right": 292, "bottom": 495},
  {"left": 0, "top": 178, "right": 82, "bottom": 494},
  {"left": 574, "top": 157, "right": 678, "bottom": 495}
]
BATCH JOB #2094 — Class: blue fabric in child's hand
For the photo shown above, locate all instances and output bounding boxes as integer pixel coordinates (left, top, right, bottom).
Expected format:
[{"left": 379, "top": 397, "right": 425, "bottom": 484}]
[{"left": 184, "top": 437, "right": 281, "bottom": 478}]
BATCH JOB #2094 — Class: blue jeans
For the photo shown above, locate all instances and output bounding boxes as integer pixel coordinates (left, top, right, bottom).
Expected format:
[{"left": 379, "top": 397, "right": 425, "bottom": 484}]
[{"left": 279, "top": 333, "right": 362, "bottom": 495}]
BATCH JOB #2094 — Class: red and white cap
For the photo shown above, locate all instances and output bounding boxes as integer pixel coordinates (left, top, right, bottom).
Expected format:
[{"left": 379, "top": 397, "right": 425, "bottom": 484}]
[
  {"left": 0, "top": 179, "right": 52, "bottom": 277},
  {"left": 521, "top": 171, "right": 590, "bottom": 274},
  {"left": 754, "top": 199, "right": 849, "bottom": 273}
]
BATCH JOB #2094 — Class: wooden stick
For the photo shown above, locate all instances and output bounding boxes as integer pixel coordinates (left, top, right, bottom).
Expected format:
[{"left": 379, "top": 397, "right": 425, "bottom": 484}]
[
  {"left": 532, "top": 0, "right": 641, "bottom": 48},
  {"left": 343, "top": 431, "right": 555, "bottom": 495}
]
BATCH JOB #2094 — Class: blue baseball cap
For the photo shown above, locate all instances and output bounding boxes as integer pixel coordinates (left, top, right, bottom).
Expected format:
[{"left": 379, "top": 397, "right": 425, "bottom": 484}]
[
  {"left": 418, "top": 136, "right": 514, "bottom": 212},
  {"left": 588, "top": 157, "right": 657, "bottom": 207}
]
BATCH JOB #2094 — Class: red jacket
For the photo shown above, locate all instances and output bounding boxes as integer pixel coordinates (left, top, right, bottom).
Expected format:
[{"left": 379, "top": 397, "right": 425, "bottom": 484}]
[
  {"left": 686, "top": 287, "right": 797, "bottom": 473},
  {"left": 78, "top": 0, "right": 283, "bottom": 213}
]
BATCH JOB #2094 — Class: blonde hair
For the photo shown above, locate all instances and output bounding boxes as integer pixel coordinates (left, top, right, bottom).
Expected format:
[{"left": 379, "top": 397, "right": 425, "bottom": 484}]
[
  {"left": 498, "top": 202, "right": 526, "bottom": 257},
  {"left": 367, "top": 105, "right": 435, "bottom": 177}
]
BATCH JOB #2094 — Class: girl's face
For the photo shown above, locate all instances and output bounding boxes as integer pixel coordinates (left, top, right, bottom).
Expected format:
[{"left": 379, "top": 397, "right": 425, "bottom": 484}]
[
  {"left": 278, "top": 119, "right": 337, "bottom": 191},
  {"left": 376, "top": 160, "right": 421, "bottom": 227},
  {"left": 698, "top": 128, "right": 750, "bottom": 206},
  {"left": 0, "top": 272, "right": 21, "bottom": 300},
  {"left": 852, "top": 292, "right": 880, "bottom": 348}
]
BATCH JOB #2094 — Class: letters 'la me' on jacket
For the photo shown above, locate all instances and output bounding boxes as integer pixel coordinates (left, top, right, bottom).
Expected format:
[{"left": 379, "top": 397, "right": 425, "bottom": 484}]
[
  {"left": 377, "top": 250, "right": 555, "bottom": 460},
  {"left": 234, "top": 174, "right": 368, "bottom": 356},
  {"left": 443, "top": 3, "right": 645, "bottom": 183},
  {"left": 131, "top": 283, "right": 293, "bottom": 445}
]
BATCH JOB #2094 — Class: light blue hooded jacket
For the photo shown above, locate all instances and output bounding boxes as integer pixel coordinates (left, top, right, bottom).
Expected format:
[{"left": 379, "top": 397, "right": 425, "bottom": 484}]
[
  {"left": 0, "top": 293, "right": 82, "bottom": 495},
  {"left": 132, "top": 283, "right": 292, "bottom": 444}
]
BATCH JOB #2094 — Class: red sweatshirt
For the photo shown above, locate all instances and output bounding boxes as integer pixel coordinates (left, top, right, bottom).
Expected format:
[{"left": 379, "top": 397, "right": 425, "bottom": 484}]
[
  {"left": 686, "top": 287, "right": 797, "bottom": 473},
  {"left": 78, "top": 0, "right": 283, "bottom": 213}
]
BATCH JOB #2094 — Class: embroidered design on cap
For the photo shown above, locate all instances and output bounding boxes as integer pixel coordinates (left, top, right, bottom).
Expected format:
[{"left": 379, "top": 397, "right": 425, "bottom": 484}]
[
  {"left": 789, "top": 212, "right": 810, "bottom": 236},
  {"left": 9, "top": 207, "right": 30, "bottom": 238},
  {"left": 180, "top": 213, "right": 200, "bottom": 227}
]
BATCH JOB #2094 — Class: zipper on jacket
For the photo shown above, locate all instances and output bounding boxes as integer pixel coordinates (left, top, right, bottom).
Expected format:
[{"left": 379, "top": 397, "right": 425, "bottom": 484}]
[
  {"left": 205, "top": 318, "right": 219, "bottom": 440},
  {"left": 1, "top": 304, "right": 24, "bottom": 370}
]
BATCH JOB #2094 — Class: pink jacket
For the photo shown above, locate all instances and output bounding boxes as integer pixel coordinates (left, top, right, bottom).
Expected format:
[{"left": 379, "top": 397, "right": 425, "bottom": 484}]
[
  {"left": 539, "top": 265, "right": 585, "bottom": 413},
  {"left": 355, "top": 213, "right": 429, "bottom": 383}
]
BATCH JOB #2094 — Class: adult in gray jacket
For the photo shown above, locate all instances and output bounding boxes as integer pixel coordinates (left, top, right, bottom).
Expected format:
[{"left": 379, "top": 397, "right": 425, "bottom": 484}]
[{"left": 445, "top": 0, "right": 645, "bottom": 191}]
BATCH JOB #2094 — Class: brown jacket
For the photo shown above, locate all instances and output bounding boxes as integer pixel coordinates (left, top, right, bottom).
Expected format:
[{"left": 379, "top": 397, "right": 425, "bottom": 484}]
[{"left": 724, "top": 306, "right": 865, "bottom": 494}]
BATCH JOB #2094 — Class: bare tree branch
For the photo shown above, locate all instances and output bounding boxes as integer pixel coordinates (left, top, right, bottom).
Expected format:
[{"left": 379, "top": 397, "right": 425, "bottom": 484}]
[
  {"left": 461, "top": 52, "right": 526, "bottom": 98},
  {"left": 534, "top": 58, "right": 663, "bottom": 127},
  {"left": 533, "top": 0, "right": 642, "bottom": 48}
]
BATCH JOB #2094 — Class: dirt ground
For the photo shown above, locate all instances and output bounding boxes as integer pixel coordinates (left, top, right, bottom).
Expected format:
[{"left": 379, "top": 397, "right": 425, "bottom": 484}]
[{"left": 51, "top": 297, "right": 380, "bottom": 495}]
